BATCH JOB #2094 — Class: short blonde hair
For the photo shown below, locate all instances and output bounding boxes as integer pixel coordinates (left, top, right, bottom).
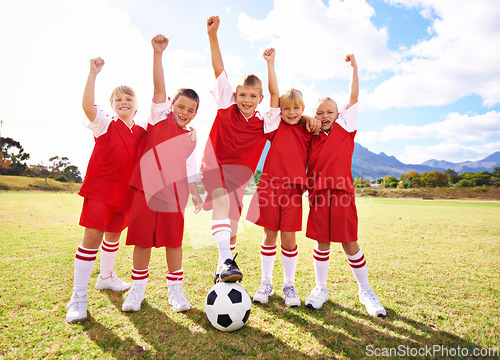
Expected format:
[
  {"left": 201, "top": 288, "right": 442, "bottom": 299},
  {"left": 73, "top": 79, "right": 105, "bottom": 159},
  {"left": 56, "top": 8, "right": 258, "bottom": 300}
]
[
  {"left": 236, "top": 74, "right": 262, "bottom": 94},
  {"left": 109, "top": 85, "right": 136, "bottom": 104},
  {"left": 280, "top": 88, "right": 304, "bottom": 109},
  {"left": 316, "top": 97, "right": 338, "bottom": 111}
]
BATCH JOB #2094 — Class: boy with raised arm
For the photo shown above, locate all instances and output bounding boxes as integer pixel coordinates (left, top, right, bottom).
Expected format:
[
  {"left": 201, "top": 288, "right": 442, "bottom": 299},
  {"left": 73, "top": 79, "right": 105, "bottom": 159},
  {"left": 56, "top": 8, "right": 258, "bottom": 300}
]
[
  {"left": 305, "top": 54, "right": 386, "bottom": 317},
  {"left": 201, "top": 16, "right": 281, "bottom": 283}
]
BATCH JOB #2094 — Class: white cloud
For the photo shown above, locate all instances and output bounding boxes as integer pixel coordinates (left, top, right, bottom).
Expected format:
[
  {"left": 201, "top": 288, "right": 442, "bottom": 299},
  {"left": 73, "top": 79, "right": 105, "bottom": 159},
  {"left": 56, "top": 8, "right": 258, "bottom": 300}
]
[
  {"left": 399, "top": 141, "right": 500, "bottom": 164},
  {"left": 357, "top": 110, "right": 500, "bottom": 144},
  {"left": 237, "top": 0, "right": 395, "bottom": 89},
  {"left": 366, "top": 0, "right": 500, "bottom": 109}
]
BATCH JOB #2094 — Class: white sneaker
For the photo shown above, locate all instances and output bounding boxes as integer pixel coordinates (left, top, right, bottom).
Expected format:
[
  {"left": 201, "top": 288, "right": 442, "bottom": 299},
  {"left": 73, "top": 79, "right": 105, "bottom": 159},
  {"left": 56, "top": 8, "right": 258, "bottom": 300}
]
[
  {"left": 95, "top": 272, "right": 131, "bottom": 291},
  {"left": 305, "top": 286, "right": 329, "bottom": 310},
  {"left": 283, "top": 284, "right": 301, "bottom": 308},
  {"left": 359, "top": 287, "right": 387, "bottom": 317},
  {"left": 168, "top": 282, "right": 191, "bottom": 312},
  {"left": 122, "top": 284, "right": 146, "bottom": 312},
  {"left": 253, "top": 280, "right": 274, "bottom": 304},
  {"left": 66, "top": 291, "right": 88, "bottom": 323}
]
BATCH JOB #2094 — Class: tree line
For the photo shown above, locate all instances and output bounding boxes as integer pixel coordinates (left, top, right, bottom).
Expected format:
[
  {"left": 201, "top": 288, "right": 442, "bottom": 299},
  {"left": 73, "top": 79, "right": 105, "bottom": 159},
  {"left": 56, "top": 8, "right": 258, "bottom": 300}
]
[
  {"left": 355, "top": 168, "right": 500, "bottom": 189},
  {"left": 0, "top": 137, "right": 82, "bottom": 183}
]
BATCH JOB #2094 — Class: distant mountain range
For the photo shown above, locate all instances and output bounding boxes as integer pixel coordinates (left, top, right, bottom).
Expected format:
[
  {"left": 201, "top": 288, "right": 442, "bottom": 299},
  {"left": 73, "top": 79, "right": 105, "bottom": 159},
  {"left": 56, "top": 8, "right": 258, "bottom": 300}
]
[
  {"left": 352, "top": 143, "right": 500, "bottom": 180},
  {"left": 256, "top": 142, "right": 500, "bottom": 181}
]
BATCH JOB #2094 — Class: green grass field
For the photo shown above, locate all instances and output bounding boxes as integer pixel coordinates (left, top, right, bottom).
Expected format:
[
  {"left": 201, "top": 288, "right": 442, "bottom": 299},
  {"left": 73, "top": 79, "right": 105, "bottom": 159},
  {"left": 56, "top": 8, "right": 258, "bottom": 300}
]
[{"left": 0, "top": 192, "right": 499, "bottom": 359}]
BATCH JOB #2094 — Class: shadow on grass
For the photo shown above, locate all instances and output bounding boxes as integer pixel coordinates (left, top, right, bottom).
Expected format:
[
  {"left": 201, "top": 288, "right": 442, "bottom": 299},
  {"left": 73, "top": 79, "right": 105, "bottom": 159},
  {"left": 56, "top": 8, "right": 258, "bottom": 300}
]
[
  {"left": 257, "top": 296, "right": 478, "bottom": 359},
  {"left": 88, "top": 290, "right": 311, "bottom": 359}
]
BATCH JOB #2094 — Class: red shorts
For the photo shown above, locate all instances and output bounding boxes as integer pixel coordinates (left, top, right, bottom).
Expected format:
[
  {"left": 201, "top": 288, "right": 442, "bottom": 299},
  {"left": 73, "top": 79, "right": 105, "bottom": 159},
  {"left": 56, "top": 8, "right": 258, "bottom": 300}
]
[
  {"left": 126, "top": 189, "right": 184, "bottom": 248},
  {"left": 247, "top": 180, "right": 303, "bottom": 232},
  {"left": 201, "top": 164, "right": 253, "bottom": 221},
  {"left": 79, "top": 197, "right": 130, "bottom": 233},
  {"left": 306, "top": 189, "right": 358, "bottom": 243}
]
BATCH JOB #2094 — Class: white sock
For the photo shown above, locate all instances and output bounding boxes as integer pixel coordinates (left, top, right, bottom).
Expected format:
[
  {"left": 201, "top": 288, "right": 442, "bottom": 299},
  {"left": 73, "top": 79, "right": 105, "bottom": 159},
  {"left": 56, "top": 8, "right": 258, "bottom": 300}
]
[
  {"left": 131, "top": 267, "right": 149, "bottom": 286},
  {"left": 211, "top": 219, "right": 232, "bottom": 269},
  {"left": 100, "top": 240, "right": 119, "bottom": 278},
  {"left": 166, "top": 268, "right": 184, "bottom": 288},
  {"left": 260, "top": 244, "right": 277, "bottom": 283},
  {"left": 346, "top": 249, "right": 370, "bottom": 291},
  {"left": 73, "top": 246, "right": 98, "bottom": 294},
  {"left": 313, "top": 247, "right": 330, "bottom": 289},
  {"left": 281, "top": 245, "right": 298, "bottom": 285}
]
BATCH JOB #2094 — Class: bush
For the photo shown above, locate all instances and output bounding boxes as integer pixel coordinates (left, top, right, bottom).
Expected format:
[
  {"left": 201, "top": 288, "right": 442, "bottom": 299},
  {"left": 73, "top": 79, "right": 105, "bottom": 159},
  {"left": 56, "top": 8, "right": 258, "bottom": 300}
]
[{"left": 456, "top": 179, "right": 474, "bottom": 188}]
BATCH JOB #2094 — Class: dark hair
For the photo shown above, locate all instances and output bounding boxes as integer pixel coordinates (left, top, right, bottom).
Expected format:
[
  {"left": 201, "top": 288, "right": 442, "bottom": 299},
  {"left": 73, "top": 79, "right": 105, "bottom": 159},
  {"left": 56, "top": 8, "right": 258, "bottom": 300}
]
[{"left": 172, "top": 88, "right": 200, "bottom": 111}]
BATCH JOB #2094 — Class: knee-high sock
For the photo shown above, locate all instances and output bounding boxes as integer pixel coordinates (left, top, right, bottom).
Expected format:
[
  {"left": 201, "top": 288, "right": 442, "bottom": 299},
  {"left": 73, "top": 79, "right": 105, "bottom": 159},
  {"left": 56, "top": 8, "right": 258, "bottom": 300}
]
[
  {"left": 131, "top": 267, "right": 149, "bottom": 286},
  {"left": 100, "top": 240, "right": 119, "bottom": 278},
  {"left": 260, "top": 244, "right": 277, "bottom": 282},
  {"left": 166, "top": 268, "right": 183, "bottom": 288},
  {"left": 281, "top": 245, "right": 298, "bottom": 285},
  {"left": 346, "top": 249, "right": 370, "bottom": 291},
  {"left": 211, "top": 219, "right": 232, "bottom": 270},
  {"left": 313, "top": 247, "right": 330, "bottom": 289},
  {"left": 73, "top": 246, "right": 98, "bottom": 294}
]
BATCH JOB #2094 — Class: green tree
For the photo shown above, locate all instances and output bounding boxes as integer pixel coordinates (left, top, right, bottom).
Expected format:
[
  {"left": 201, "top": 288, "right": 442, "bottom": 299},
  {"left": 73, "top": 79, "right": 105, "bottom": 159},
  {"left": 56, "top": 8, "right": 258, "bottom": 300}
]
[
  {"left": 0, "top": 137, "right": 30, "bottom": 175},
  {"left": 382, "top": 175, "right": 398, "bottom": 188},
  {"left": 253, "top": 169, "right": 262, "bottom": 186},
  {"left": 444, "top": 168, "right": 459, "bottom": 185},
  {"left": 62, "top": 165, "right": 83, "bottom": 183},
  {"left": 400, "top": 170, "right": 421, "bottom": 188},
  {"left": 420, "top": 171, "right": 448, "bottom": 188}
]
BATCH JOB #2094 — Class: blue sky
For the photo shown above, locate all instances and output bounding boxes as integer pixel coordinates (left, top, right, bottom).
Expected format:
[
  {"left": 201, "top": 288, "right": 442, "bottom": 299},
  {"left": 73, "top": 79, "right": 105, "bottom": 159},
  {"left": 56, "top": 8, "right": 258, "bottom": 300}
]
[{"left": 1, "top": 0, "right": 499, "bottom": 176}]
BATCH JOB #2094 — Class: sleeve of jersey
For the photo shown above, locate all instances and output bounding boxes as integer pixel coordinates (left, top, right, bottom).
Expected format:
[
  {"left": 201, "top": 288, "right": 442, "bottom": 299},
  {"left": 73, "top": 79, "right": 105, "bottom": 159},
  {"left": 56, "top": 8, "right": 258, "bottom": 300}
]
[
  {"left": 149, "top": 99, "right": 172, "bottom": 126},
  {"left": 336, "top": 102, "right": 359, "bottom": 133},
  {"left": 186, "top": 150, "right": 200, "bottom": 183},
  {"left": 86, "top": 105, "right": 113, "bottom": 138},
  {"left": 263, "top": 107, "right": 281, "bottom": 134},
  {"left": 211, "top": 71, "right": 236, "bottom": 109}
]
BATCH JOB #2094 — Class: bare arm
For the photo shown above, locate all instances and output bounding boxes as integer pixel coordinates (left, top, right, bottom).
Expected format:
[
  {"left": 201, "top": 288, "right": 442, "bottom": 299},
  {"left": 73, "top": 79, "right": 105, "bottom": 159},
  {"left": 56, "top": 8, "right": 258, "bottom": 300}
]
[
  {"left": 189, "top": 182, "right": 203, "bottom": 214},
  {"left": 82, "top": 58, "right": 104, "bottom": 122},
  {"left": 346, "top": 54, "right": 359, "bottom": 109},
  {"left": 207, "top": 16, "right": 224, "bottom": 78},
  {"left": 152, "top": 35, "right": 169, "bottom": 104},
  {"left": 263, "top": 48, "right": 279, "bottom": 108}
]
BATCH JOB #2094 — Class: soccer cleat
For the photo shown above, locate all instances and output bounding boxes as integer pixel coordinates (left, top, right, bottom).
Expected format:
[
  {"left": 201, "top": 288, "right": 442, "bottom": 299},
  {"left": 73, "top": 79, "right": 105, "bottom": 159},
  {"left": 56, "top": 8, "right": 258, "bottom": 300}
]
[
  {"left": 95, "top": 272, "right": 131, "bottom": 291},
  {"left": 253, "top": 280, "right": 274, "bottom": 304},
  {"left": 283, "top": 284, "right": 301, "bottom": 308},
  {"left": 219, "top": 254, "right": 243, "bottom": 283},
  {"left": 66, "top": 291, "right": 88, "bottom": 323},
  {"left": 305, "top": 286, "right": 329, "bottom": 310},
  {"left": 121, "top": 284, "right": 146, "bottom": 312},
  {"left": 168, "top": 282, "right": 191, "bottom": 312},
  {"left": 359, "top": 287, "right": 387, "bottom": 317}
]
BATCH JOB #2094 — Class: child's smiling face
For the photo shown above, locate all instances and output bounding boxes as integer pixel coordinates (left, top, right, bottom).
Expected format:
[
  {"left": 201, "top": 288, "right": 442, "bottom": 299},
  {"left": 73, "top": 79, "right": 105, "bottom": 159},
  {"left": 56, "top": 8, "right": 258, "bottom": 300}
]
[
  {"left": 280, "top": 102, "right": 305, "bottom": 125},
  {"left": 171, "top": 95, "right": 197, "bottom": 128},
  {"left": 235, "top": 85, "right": 263, "bottom": 118},
  {"left": 111, "top": 91, "right": 137, "bottom": 120},
  {"left": 315, "top": 99, "right": 339, "bottom": 132}
]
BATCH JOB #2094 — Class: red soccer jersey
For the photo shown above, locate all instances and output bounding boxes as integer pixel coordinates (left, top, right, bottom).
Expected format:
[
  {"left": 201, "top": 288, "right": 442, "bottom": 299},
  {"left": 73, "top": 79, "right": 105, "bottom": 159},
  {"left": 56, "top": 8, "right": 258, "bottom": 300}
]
[
  {"left": 200, "top": 71, "right": 279, "bottom": 179},
  {"left": 307, "top": 103, "right": 358, "bottom": 195},
  {"left": 130, "top": 102, "right": 196, "bottom": 211},
  {"left": 262, "top": 120, "right": 313, "bottom": 186},
  {"left": 79, "top": 106, "right": 146, "bottom": 207}
]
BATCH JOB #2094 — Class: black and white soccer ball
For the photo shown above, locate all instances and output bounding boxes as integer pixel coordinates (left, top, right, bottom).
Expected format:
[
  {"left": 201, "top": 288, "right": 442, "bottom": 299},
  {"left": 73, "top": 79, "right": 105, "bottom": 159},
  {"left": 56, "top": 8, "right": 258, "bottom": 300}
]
[{"left": 204, "top": 282, "right": 252, "bottom": 332}]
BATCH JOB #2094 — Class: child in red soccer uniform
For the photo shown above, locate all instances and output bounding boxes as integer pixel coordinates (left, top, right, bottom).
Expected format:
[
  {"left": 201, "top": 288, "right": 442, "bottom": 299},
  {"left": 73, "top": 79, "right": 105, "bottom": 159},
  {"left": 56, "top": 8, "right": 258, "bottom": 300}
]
[
  {"left": 121, "top": 35, "right": 203, "bottom": 313},
  {"left": 66, "top": 58, "right": 146, "bottom": 323},
  {"left": 247, "top": 48, "right": 319, "bottom": 307},
  {"left": 304, "top": 54, "right": 386, "bottom": 317},
  {"left": 201, "top": 16, "right": 281, "bottom": 283}
]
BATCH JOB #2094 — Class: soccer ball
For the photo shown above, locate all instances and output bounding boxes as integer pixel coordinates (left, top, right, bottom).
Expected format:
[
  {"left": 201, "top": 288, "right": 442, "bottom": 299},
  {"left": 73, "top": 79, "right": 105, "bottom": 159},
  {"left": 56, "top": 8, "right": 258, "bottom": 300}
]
[{"left": 204, "top": 282, "right": 252, "bottom": 332}]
